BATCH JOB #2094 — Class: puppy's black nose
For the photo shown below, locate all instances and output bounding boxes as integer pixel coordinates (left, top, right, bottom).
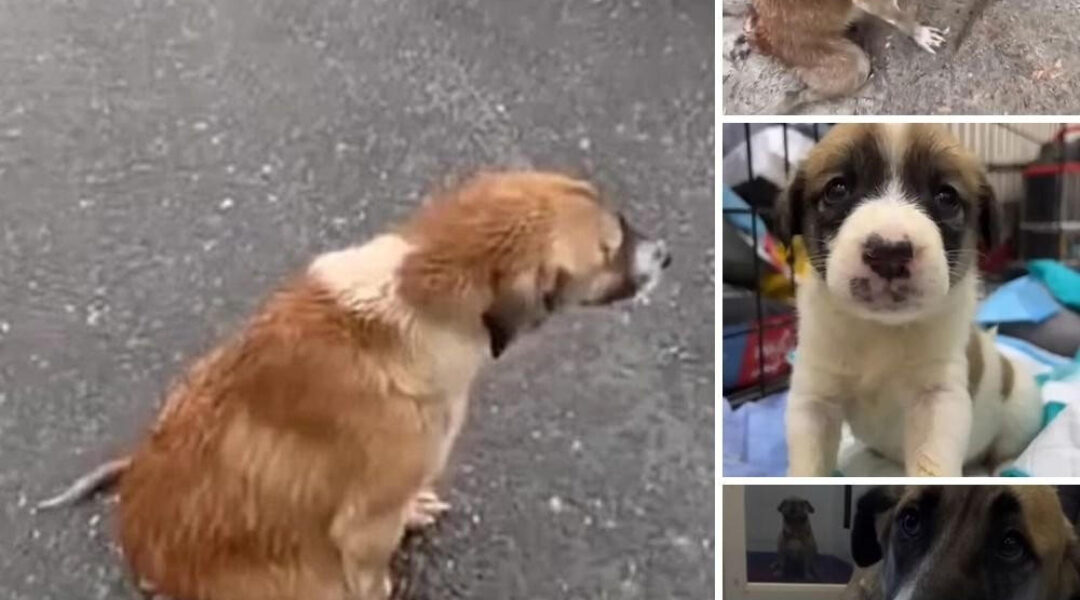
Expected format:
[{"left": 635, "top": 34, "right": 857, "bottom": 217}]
[{"left": 862, "top": 235, "right": 913, "bottom": 280}]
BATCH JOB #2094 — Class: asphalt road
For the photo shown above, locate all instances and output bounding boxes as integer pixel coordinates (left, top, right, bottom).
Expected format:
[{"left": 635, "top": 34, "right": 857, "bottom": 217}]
[{"left": 0, "top": 1, "right": 715, "bottom": 599}]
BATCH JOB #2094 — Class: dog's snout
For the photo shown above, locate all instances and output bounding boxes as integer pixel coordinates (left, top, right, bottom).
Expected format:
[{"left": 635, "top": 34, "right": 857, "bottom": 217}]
[
  {"left": 656, "top": 240, "right": 672, "bottom": 269},
  {"left": 862, "top": 235, "right": 913, "bottom": 280}
]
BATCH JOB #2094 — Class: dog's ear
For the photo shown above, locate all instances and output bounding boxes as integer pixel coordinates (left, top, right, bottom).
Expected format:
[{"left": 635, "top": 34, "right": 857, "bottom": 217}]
[
  {"left": 778, "top": 499, "right": 789, "bottom": 513},
  {"left": 976, "top": 174, "right": 1002, "bottom": 250},
  {"left": 803, "top": 500, "right": 815, "bottom": 514},
  {"left": 852, "top": 487, "right": 900, "bottom": 568},
  {"left": 774, "top": 168, "right": 806, "bottom": 245}
]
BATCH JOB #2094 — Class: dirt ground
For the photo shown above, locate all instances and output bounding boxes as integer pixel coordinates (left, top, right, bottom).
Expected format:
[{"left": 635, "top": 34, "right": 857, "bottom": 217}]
[
  {"left": 722, "top": 0, "right": 1080, "bottom": 115},
  {"left": 0, "top": 1, "right": 714, "bottom": 598}
]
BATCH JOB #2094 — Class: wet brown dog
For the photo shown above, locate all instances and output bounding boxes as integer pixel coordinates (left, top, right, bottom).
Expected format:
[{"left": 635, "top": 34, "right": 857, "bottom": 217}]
[
  {"left": 40, "top": 172, "right": 670, "bottom": 600},
  {"left": 745, "top": 0, "right": 948, "bottom": 113}
]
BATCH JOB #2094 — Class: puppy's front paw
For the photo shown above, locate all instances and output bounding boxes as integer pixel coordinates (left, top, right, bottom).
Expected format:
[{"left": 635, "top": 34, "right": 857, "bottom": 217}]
[
  {"left": 913, "top": 25, "right": 948, "bottom": 54},
  {"left": 404, "top": 489, "right": 451, "bottom": 529}
]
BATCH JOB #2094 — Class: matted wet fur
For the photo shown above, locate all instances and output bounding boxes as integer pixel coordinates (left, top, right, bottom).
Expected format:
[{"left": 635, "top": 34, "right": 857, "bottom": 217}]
[
  {"left": 39, "top": 171, "right": 670, "bottom": 600},
  {"left": 745, "top": 0, "right": 947, "bottom": 113}
]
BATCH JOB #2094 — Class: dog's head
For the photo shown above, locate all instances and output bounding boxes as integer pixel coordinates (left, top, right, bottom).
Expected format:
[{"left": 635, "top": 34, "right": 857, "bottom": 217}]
[
  {"left": 777, "top": 124, "right": 999, "bottom": 324},
  {"left": 399, "top": 171, "right": 671, "bottom": 356},
  {"left": 779, "top": 497, "right": 815, "bottom": 525},
  {"left": 852, "top": 486, "right": 1080, "bottom": 600}
]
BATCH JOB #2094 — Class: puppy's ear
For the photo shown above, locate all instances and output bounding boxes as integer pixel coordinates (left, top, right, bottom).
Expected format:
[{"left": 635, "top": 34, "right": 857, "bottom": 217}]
[
  {"left": 977, "top": 175, "right": 1002, "bottom": 250},
  {"left": 852, "top": 487, "right": 900, "bottom": 568},
  {"left": 774, "top": 168, "right": 806, "bottom": 245},
  {"left": 804, "top": 500, "right": 815, "bottom": 514},
  {"left": 778, "top": 499, "right": 789, "bottom": 513}
]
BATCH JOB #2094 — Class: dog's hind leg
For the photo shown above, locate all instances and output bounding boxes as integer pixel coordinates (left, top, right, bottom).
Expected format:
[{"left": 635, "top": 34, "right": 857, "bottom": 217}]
[
  {"left": 767, "top": 38, "right": 870, "bottom": 114},
  {"left": 987, "top": 358, "right": 1043, "bottom": 470},
  {"left": 332, "top": 502, "right": 405, "bottom": 600},
  {"left": 853, "top": 0, "right": 948, "bottom": 53}
]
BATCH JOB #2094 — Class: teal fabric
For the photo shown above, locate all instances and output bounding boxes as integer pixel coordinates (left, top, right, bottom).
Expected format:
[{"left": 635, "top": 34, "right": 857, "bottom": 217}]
[
  {"left": 1027, "top": 260, "right": 1080, "bottom": 310},
  {"left": 1000, "top": 467, "right": 1030, "bottom": 477},
  {"left": 1043, "top": 401, "right": 1068, "bottom": 428}
]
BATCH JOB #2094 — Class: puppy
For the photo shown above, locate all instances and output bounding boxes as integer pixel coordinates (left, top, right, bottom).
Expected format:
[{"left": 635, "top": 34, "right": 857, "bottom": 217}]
[
  {"left": 851, "top": 486, "right": 1080, "bottom": 600},
  {"left": 744, "top": 0, "right": 948, "bottom": 113},
  {"left": 778, "top": 124, "right": 1042, "bottom": 477},
  {"left": 39, "top": 172, "right": 670, "bottom": 600},
  {"left": 774, "top": 497, "right": 820, "bottom": 581}
]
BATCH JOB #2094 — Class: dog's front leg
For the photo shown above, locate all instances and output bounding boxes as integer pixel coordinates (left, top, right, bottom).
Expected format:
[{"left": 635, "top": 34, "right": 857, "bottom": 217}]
[
  {"left": 853, "top": 0, "right": 948, "bottom": 53},
  {"left": 786, "top": 392, "right": 843, "bottom": 476},
  {"left": 904, "top": 384, "right": 971, "bottom": 476}
]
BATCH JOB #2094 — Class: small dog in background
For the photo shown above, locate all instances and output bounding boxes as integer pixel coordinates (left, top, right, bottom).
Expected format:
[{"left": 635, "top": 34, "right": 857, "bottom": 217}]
[
  {"left": 851, "top": 486, "right": 1080, "bottom": 600},
  {"left": 773, "top": 497, "right": 820, "bottom": 581},
  {"left": 744, "top": 0, "right": 948, "bottom": 113}
]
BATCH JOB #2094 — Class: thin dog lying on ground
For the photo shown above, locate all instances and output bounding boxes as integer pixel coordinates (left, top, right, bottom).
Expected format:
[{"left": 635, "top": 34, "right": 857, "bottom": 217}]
[{"left": 743, "top": 0, "right": 948, "bottom": 113}]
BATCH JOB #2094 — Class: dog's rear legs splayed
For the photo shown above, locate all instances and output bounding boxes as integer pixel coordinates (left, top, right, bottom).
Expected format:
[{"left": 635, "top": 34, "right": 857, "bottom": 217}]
[
  {"left": 854, "top": 0, "right": 948, "bottom": 53},
  {"left": 768, "top": 39, "right": 870, "bottom": 114}
]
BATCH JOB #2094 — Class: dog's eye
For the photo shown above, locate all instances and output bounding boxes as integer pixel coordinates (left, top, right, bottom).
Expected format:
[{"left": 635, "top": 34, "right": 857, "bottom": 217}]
[
  {"left": 933, "top": 185, "right": 962, "bottom": 214},
  {"left": 897, "top": 507, "right": 922, "bottom": 538},
  {"left": 823, "top": 177, "right": 850, "bottom": 206},
  {"left": 996, "top": 531, "right": 1028, "bottom": 563}
]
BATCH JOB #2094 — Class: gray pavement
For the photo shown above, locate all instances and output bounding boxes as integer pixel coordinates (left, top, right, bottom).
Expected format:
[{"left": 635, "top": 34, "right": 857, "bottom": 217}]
[
  {"left": 722, "top": 0, "right": 1080, "bottom": 115},
  {"left": 0, "top": 1, "right": 715, "bottom": 598}
]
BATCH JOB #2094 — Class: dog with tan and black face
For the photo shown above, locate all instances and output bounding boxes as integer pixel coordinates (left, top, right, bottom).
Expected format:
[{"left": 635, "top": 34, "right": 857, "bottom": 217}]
[
  {"left": 774, "top": 497, "right": 820, "bottom": 581},
  {"left": 851, "top": 486, "right": 1080, "bottom": 600},
  {"left": 39, "top": 172, "right": 670, "bottom": 600},
  {"left": 779, "top": 124, "right": 1042, "bottom": 477}
]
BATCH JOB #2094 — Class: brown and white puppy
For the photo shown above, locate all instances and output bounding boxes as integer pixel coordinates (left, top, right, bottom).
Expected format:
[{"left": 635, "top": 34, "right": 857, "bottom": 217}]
[
  {"left": 774, "top": 497, "right": 820, "bottom": 581},
  {"left": 778, "top": 124, "right": 1042, "bottom": 477},
  {"left": 744, "top": 0, "right": 948, "bottom": 113},
  {"left": 38, "top": 171, "right": 670, "bottom": 600},
  {"left": 851, "top": 486, "right": 1080, "bottom": 600}
]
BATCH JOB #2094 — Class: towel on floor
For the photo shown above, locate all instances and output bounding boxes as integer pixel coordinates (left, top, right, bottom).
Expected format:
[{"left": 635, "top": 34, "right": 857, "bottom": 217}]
[{"left": 723, "top": 335, "right": 1080, "bottom": 477}]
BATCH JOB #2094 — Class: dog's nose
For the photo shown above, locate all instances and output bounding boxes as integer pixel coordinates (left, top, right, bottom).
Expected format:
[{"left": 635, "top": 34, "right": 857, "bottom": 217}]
[
  {"left": 655, "top": 240, "right": 672, "bottom": 269},
  {"left": 862, "top": 235, "right": 913, "bottom": 280}
]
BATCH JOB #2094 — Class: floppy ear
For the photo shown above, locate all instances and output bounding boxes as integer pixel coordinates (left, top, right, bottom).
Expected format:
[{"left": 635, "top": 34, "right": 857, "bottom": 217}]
[
  {"left": 976, "top": 175, "right": 1002, "bottom": 250},
  {"left": 778, "top": 499, "right": 789, "bottom": 513},
  {"left": 1062, "top": 532, "right": 1080, "bottom": 600},
  {"left": 804, "top": 500, "right": 815, "bottom": 514},
  {"left": 774, "top": 168, "right": 806, "bottom": 245},
  {"left": 852, "top": 487, "right": 900, "bottom": 568}
]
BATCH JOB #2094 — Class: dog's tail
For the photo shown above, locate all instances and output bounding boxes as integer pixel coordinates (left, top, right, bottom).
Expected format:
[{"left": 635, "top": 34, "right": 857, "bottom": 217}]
[{"left": 36, "top": 456, "right": 131, "bottom": 510}]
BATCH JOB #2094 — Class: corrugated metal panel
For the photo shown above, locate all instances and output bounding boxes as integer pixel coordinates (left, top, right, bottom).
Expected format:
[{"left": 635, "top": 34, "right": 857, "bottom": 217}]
[{"left": 945, "top": 123, "right": 1062, "bottom": 203}]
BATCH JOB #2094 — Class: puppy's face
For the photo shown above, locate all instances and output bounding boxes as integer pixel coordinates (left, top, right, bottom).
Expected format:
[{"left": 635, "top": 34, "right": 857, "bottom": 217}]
[
  {"left": 779, "top": 497, "right": 815, "bottom": 524},
  {"left": 778, "top": 124, "right": 999, "bottom": 324},
  {"left": 400, "top": 172, "right": 671, "bottom": 356},
  {"left": 852, "top": 486, "right": 1080, "bottom": 600}
]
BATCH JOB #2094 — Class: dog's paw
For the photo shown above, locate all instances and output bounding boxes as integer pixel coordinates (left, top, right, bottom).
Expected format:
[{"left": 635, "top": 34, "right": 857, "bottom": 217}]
[
  {"left": 730, "top": 34, "right": 752, "bottom": 62},
  {"left": 404, "top": 489, "right": 451, "bottom": 529},
  {"left": 913, "top": 25, "right": 948, "bottom": 54}
]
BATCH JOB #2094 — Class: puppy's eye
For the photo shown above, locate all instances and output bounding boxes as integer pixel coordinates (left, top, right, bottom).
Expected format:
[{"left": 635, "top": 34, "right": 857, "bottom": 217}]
[
  {"left": 996, "top": 531, "right": 1028, "bottom": 563},
  {"left": 933, "top": 185, "right": 962, "bottom": 215},
  {"left": 823, "top": 177, "right": 850, "bottom": 206},
  {"left": 897, "top": 507, "right": 922, "bottom": 538}
]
